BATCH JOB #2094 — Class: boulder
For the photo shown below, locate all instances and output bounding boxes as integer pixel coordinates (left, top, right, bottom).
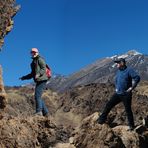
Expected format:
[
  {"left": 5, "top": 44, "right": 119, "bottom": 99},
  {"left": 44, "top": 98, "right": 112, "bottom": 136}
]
[{"left": 72, "top": 113, "right": 124, "bottom": 148}]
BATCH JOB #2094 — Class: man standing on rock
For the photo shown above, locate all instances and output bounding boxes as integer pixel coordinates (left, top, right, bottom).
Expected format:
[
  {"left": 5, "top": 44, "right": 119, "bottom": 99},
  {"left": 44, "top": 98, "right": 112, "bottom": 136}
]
[
  {"left": 20, "top": 48, "right": 49, "bottom": 116},
  {"left": 97, "top": 58, "right": 140, "bottom": 131}
]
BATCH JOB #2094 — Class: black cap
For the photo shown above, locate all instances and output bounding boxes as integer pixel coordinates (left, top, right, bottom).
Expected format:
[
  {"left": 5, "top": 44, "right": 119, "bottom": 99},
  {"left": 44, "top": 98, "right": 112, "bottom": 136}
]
[{"left": 114, "top": 58, "right": 126, "bottom": 63}]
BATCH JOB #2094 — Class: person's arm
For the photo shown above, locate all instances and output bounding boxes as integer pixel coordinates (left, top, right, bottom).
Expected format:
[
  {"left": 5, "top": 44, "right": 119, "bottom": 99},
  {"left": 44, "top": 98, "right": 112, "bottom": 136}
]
[
  {"left": 38, "top": 57, "right": 46, "bottom": 76},
  {"left": 20, "top": 73, "right": 33, "bottom": 80},
  {"left": 20, "top": 63, "right": 34, "bottom": 80},
  {"left": 127, "top": 68, "right": 140, "bottom": 92}
]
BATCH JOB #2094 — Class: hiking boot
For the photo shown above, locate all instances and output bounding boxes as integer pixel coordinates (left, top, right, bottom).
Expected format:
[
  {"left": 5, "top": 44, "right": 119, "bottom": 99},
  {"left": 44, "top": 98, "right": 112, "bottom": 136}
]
[
  {"left": 127, "top": 126, "right": 135, "bottom": 131},
  {"left": 34, "top": 111, "right": 43, "bottom": 116},
  {"left": 43, "top": 112, "right": 49, "bottom": 117},
  {"left": 97, "top": 118, "right": 106, "bottom": 124}
]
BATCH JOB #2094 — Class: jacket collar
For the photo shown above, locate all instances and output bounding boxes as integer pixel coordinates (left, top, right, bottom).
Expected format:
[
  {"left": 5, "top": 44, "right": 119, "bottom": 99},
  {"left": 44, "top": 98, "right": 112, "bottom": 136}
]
[
  {"left": 119, "top": 65, "right": 127, "bottom": 71},
  {"left": 32, "top": 55, "right": 40, "bottom": 60}
]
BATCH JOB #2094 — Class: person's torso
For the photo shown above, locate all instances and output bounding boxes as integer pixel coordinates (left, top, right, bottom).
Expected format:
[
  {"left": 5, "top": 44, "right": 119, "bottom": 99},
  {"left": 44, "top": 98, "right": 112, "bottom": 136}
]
[
  {"left": 31, "top": 55, "right": 48, "bottom": 82},
  {"left": 115, "top": 67, "right": 132, "bottom": 94}
]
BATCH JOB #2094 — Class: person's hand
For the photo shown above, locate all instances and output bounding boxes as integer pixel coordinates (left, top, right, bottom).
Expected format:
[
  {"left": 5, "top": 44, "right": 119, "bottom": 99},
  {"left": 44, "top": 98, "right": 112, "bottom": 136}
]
[
  {"left": 35, "top": 74, "right": 40, "bottom": 79},
  {"left": 126, "top": 87, "right": 133, "bottom": 92},
  {"left": 19, "top": 76, "right": 25, "bottom": 80}
]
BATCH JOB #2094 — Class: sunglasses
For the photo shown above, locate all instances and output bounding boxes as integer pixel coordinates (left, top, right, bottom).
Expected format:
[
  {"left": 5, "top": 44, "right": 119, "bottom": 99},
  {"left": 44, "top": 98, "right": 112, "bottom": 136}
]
[{"left": 31, "top": 51, "right": 37, "bottom": 54}]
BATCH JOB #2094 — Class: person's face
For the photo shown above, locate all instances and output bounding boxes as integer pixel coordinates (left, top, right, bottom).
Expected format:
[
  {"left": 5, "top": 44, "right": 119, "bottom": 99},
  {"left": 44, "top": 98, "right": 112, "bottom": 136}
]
[
  {"left": 116, "top": 61, "right": 125, "bottom": 68},
  {"left": 31, "top": 51, "right": 38, "bottom": 58}
]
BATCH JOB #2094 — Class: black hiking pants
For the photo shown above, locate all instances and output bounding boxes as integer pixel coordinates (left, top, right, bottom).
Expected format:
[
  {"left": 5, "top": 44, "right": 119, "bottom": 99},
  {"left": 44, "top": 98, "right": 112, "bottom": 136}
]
[{"left": 99, "top": 92, "right": 134, "bottom": 127}]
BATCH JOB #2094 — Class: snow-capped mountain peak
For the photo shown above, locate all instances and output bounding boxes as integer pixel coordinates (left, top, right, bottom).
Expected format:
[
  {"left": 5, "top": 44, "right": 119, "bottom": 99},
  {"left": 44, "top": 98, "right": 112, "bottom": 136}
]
[
  {"left": 110, "top": 50, "right": 142, "bottom": 60},
  {"left": 47, "top": 50, "right": 147, "bottom": 92},
  {"left": 126, "top": 50, "right": 142, "bottom": 56}
]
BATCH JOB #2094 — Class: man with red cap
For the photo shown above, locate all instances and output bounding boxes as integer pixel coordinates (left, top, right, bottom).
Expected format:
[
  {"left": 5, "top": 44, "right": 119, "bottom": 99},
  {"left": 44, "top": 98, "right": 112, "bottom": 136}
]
[{"left": 20, "top": 48, "right": 49, "bottom": 116}]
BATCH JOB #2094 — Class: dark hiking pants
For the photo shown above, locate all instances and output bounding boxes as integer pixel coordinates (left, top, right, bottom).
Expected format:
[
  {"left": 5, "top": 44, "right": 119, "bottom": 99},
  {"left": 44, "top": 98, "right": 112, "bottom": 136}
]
[
  {"left": 35, "top": 80, "right": 48, "bottom": 115},
  {"left": 99, "top": 92, "right": 134, "bottom": 127}
]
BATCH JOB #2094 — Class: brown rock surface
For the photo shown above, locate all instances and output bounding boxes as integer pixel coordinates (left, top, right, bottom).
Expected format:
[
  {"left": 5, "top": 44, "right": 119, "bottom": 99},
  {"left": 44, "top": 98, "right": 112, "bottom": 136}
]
[
  {"left": 58, "top": 82, "right": 148, "bottom": 127},
  {"left": 1, "top": 87, "right": 72, "bottom": 147},
  {"left": 113, "top": 126, "right": 139, "bottom": 148},
  {"left": 0, "top": 0, "right": 20, "bottom": 48},
  {"left": 58, "top": 83, "right": 114, "bottom": 119},
  {"left": 72, "top": 113, "right": 125, "bottom": 148},
  {"left": 0, "top": 0, "right": 19, "bottom": 110},
  {"left": 0, "top": 66, "right": 7, "bottom": 109},
  {"left": 0, "top": 82, "right": 147, "bottom": 147},
  {"left": 0, "top": 116, "right": 58, "bottom": 147},
  {"left": 56, "top": 82, "right": 148, "bottom": 147},
  {"left": 71, "top": 113, "right": 148, "bottom": 148}
]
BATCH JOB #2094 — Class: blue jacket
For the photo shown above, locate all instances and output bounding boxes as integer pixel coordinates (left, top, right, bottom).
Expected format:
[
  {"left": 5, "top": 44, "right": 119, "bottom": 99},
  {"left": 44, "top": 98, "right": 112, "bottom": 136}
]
[{"left": 115, "top": 66, "right": 140, "bottom": 94}]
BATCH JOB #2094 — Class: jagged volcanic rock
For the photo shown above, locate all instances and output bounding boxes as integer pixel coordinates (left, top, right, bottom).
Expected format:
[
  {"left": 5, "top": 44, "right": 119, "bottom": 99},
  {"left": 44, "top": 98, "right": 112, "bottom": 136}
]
[
  {"left": 0, "top": 0, "right": 20, "bottom": 48},
  {"left": 1, "top": 81, "right": 148, "bottom": 147},
  {"left": 71, "top": 112, "right": 147, "bottom": 148}
]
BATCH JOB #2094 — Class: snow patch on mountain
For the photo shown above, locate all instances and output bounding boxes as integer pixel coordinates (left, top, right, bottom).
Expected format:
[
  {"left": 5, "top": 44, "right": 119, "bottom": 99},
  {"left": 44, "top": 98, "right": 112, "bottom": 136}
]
[
  {"left": 110, "top": 55, "right": 118, "bottom": 59},
  {"left": 110, "top": 50, "right": 143, "bottom": 68},
  {"left": 118, "top": 54, "right": 129, "bottom": 59},
  {"left": 126, "top": 50, "right": 142, "bottom": 56},
  {"left": 110, "top": 50, "right": 142, "bottom": 60}
]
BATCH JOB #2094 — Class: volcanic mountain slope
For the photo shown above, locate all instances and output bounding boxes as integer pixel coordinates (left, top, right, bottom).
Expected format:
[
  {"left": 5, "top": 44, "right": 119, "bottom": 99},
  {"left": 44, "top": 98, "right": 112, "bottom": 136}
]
[
  {"left": 48, "top": 50, "right": 148, "bottom": 92},
  {"left": 1, "top": 81, "right": 147, "bottom": 148},
  {"left": 46, "top": 74, "right": 67, "bottom": 91}
]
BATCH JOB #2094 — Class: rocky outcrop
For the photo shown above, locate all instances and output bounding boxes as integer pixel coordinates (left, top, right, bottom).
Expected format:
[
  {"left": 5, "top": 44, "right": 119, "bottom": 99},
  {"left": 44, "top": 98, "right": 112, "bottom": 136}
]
[
  {"left": 0, "top": 87, "right": 74, "bottom": 147},
  {"left": 71, "top": 113, "right": 124, "bottom": 148},
  {"left": 0, "top": 116, "right": 58, "bottom": 147},
  {"left": 0, "top": 66, "right": 7, "bottom": 109},
  {"left": 1, "top": 82, "right": 147, "bottom": 147},
  {"left": 0, "top": 0, "right": 20, "bottom": 48},
  {"left": 57, "top": 82, "right": 148, "bottom": 127},
  {"left": 0, "top": 0, "right": 20, "bottom": 110},
  {"left": 70, "top": 113, "right": 148, "bottom": 148},
  {"left": 58, "top": 83, "right": 114, "bottom": 118},
  {"left": 55, "top": 82, "right": 148, "bottom": 147}
]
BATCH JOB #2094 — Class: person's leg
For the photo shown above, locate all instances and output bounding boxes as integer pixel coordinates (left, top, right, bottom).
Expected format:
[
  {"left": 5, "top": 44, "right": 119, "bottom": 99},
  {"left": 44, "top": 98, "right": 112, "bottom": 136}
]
[
  {"left": 42, "top": 100, "right": 49, "bottom": 116},
  {"left": 35, "top": 81, "right": 48, "bottom": 115},
  {"left": 98, "top": 93, "right": 121, "bottom": 124},
  {"left": 35, "top": 82, "right": 43, "bottom": 113},
  {"left": 39, "top": 81, "right": 49, "bottom": 116},
  {"left": 121, "top": 92, "right": 134, "bottom": 129}
]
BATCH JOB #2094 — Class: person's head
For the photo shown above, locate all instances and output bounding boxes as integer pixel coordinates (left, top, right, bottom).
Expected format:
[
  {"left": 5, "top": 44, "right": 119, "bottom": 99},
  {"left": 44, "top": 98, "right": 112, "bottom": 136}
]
[
  {"left": 30, "top": 48, "right": 39, "bottom": 58},
  {"left": 114, "top": 58, "right": 126, "bottom": 69}
]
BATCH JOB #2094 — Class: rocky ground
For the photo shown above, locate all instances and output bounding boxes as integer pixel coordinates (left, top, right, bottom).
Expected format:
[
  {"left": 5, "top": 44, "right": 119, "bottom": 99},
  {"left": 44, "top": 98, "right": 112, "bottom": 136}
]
[
  {"left": 0, "top": 1, "right": 147, "bottom": 147},
  {"left": 0, "top": 81, "right": 147, "bottom": 148}
]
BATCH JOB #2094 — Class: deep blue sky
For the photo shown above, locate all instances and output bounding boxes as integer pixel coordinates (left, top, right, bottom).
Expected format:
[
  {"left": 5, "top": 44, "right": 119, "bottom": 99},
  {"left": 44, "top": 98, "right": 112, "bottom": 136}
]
[{"left": 0, "top": 0, "right": 148, "bottom": 86}]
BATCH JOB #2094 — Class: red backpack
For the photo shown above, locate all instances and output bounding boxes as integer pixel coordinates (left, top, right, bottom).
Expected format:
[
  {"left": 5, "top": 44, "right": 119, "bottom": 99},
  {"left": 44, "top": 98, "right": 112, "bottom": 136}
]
[{"left": 46, "top": 64, "right": 51, "bottom": 79}]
